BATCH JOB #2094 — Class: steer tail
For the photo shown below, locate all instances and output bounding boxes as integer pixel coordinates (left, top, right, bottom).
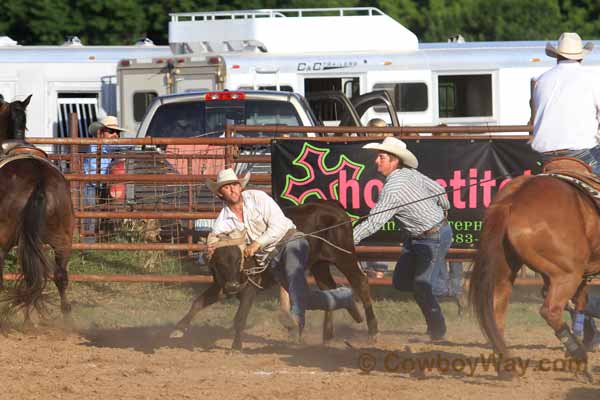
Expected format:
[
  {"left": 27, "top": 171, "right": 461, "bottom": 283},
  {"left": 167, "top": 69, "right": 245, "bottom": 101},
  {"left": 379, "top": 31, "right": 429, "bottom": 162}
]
[
  {"left": 469, "top": 203, "right": 512, "bottom": 356},
  {"left": 9, "top": 179, "right": 52, "bottom": 315}
]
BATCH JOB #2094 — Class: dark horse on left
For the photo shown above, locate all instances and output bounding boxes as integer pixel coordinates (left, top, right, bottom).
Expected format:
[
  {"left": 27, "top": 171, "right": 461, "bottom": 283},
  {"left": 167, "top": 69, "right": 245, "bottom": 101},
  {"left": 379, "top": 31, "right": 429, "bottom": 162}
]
[
  {"left": 0, "top": 95, "right": 75, "bottom": 326},
  {"left": 0, "top": 95, "right": 30, "bottom": 142}
]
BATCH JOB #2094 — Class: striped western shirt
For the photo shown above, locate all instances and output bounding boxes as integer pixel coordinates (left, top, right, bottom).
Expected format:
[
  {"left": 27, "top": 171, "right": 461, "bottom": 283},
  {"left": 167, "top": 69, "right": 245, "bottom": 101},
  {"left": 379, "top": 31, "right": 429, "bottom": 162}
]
[{"left": 353, "top": 168, "right": 449, "bottom": 244}]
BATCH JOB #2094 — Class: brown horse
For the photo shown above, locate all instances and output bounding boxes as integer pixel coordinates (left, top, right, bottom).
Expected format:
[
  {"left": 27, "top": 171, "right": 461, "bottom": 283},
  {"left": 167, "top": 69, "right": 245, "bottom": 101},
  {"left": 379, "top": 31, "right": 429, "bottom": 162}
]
[
  {"left": 170, "top": 199, "right": 378, "bottom": 350},
  {"left": 469, "top": 171, "right": 600, "bottom": 377},
  {"left": 0, "top": 95, "right": 31, "bottom": 142},
  {"left": 0, "top": 99, "right": 74, "bottom": 325}
]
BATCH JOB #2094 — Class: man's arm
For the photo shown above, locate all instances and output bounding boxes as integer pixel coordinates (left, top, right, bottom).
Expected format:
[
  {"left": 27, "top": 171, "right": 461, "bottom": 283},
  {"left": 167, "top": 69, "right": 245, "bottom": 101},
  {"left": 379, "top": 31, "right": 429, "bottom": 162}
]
[
  {"left": 424, "top": 177, "right": 450, "bottom": 210},
  {"left": 253, "top": 191, "right": 292, "bottom": 250},
  {"left": 353, "top": 188, "right": 400, "bottom": 245}
]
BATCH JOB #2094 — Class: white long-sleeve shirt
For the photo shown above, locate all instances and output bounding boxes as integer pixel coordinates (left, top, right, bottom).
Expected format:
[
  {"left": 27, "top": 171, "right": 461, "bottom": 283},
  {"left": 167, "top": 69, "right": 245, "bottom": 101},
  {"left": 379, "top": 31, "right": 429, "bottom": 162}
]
[
  {"left": 210, "top": 190, "right": 295, "bottom": 266},
  {"left": 532, "top": 61, "right": 600, "bottom": 152}
]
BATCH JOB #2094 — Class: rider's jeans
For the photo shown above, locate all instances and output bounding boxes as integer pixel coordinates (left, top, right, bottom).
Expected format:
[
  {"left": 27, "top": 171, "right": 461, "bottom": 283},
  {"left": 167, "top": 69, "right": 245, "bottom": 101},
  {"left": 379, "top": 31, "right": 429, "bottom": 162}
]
[
  {"left": 270, "top": 235, "right": 354, "bottom": 327},
  {"left": 393, "top": 223, "right": 453, "bottom": 338},
  {"left": 541, "top": 145, "right": 600, "bottom": 174}
]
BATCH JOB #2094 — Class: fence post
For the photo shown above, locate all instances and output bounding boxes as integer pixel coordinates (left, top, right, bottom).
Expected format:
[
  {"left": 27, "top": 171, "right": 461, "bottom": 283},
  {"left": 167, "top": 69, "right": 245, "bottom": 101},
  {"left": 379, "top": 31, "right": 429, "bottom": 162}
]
[
  {"left": 68, "top": 112, "right": 82, "bottom": 241},
  {"left": 225, "top": 124, "right": 233, "bottom": 168}
]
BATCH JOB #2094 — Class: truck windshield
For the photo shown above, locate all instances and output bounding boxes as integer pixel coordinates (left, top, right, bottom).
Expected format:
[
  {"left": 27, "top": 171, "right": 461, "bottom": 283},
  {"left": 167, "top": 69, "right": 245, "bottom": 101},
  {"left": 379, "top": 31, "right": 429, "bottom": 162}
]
[{"left": 146, "top": 100, "right": 302, "bottom": 138}]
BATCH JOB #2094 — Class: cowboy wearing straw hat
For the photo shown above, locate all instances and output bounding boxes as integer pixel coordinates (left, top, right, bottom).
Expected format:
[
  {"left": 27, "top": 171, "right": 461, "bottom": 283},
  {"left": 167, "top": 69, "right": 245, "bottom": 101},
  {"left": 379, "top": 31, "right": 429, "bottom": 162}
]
[
  {"left": 206, "top": 168, "right": 362, "bottom": 338},
  {"left": 81, "top": 116, "right": 129, "bottom": 242},
  {"left": 531, "top": 32, "right": 600, "bottom": 173},
  {"left": 353, "top": 137, "right": 452, "bottom": 341}
]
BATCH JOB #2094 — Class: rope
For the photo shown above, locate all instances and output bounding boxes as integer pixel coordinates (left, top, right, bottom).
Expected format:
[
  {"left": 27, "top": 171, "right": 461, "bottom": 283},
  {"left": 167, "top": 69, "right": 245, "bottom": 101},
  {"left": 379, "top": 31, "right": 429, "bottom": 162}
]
[
  {"left": 221, "top": 171, "right": 520, "bottom": 278},
  {"left": 304, "top": 233, "right": 352, "bottom": 254},
  {"left": 279, "top": 172, "right": 517, "bottom": 248}
]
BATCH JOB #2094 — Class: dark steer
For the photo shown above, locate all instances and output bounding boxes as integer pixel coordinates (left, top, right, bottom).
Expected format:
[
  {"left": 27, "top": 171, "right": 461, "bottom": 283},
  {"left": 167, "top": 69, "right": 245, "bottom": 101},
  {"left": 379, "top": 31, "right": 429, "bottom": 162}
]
[{"left": 170, "top": 199, "right": 378, "bottom": 350}]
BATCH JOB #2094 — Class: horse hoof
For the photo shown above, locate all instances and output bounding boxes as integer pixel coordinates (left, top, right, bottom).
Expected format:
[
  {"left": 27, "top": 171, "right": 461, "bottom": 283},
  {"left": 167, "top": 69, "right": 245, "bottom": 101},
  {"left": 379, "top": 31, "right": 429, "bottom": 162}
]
[{"left": 169, "top": 329, "right": 185, "bottom": 339}]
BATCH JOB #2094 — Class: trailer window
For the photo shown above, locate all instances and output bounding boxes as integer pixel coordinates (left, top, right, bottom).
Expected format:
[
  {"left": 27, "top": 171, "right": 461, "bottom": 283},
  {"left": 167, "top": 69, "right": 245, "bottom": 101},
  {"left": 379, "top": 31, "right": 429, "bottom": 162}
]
[
  {"left": 133, "top": 91, "right": 158, "bottom": 122},
  {"left": 438, "top": 74, "right": 492, "bottom": 118},
  {"left": 237, "top": 85, "right": 294, "bottom": 92},
  {"left": 372, "top": 82, "right": 428, "bottom": 112},
  {"left": 57, "top": 93, "right": 98, "bottom": 138}
]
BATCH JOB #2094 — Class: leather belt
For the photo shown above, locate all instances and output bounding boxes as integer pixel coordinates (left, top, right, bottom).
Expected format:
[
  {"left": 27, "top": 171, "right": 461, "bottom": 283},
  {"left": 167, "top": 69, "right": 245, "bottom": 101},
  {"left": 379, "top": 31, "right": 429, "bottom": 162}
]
[
  {"left": 415, "top": 219, "right": 447, "bottom": 238},
  {"left": 542, "top": 149, "right": 571, "bottom": 155}
]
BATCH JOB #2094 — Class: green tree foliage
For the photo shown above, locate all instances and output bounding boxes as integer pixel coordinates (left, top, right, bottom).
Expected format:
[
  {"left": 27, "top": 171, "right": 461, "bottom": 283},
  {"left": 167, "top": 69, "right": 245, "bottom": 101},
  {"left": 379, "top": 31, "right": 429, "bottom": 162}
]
[{"left": 0, "top": 0, "right": 598, "bottom": 45}]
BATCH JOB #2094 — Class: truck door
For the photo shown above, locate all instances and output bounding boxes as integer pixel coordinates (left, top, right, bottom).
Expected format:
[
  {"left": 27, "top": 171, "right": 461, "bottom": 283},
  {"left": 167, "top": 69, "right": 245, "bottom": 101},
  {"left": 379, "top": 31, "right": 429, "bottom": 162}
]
[
  {"left": 351, "top": 90, "right": 400, "bottom": 127},
  {"left": 306, "top": 91, "right": 361, "bottom": 127}
]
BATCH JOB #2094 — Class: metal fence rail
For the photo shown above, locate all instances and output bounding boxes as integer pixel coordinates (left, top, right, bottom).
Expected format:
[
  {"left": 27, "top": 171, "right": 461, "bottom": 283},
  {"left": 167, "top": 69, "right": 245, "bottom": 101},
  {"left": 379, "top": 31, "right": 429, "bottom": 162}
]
[{"left": 20, "top": 123, "right": 532, "bottom": 282}]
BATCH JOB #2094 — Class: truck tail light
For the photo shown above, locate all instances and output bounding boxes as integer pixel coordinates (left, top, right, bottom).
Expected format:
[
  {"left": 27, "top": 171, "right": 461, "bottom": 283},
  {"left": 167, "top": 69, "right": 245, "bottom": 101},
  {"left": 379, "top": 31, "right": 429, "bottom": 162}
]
[{"left": 205, "top": 92, "right": 245, "bottom": 101}]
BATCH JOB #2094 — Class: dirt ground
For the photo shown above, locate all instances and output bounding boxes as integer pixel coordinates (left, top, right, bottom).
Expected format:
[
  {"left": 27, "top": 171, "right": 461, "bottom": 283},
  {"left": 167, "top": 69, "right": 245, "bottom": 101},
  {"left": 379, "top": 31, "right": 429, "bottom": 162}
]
[{"left": 0, "top": 283, "right": 599, "bottom": 400}]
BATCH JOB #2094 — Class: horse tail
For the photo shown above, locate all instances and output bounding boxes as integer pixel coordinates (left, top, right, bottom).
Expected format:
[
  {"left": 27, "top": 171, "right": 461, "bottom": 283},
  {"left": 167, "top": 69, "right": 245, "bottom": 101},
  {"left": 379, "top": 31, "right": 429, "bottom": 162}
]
[
  {"left": 12, "top": 178, "right": 51, "bottom": 313},
  {"left": 469, "top": 202, "right": 511, "bottom": 355}
]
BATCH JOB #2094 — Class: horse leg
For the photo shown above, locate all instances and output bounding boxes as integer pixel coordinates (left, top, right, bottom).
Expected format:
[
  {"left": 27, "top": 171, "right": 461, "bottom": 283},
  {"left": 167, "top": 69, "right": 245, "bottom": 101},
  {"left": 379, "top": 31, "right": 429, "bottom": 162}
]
[
  {"left": 541, "top": 273, "right": 588, "bottom": 362},
  {"left": 170, "top": 282, "right": 223, "bottom": 338},
  {"left": 311, "top": 263, "right": 337, "bottom": 342},
  {"left": 492, "top": 266, "right": 517, "bottom": 341},
  {"left": 336, "top": 254, "right": 378, "bottom": 339},
  {"left": 0, "top": 249, "right": 5, "bottom": 290},
  {"left": 53, "top": 248, "right": 73, "bottom": 326},
  {"left": 232, "top": 285, "right": 257, "bottom": 351},
  {"left": 568, "top": 282, "right": 589, "bottom": 339}
]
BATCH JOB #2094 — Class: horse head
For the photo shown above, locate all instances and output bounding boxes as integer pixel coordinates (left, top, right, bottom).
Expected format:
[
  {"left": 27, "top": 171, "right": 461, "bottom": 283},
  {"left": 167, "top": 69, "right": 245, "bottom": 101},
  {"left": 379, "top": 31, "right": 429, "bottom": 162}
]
[
  {"left": 0, "top": 95, "right": 31, "bottom": 142},
  {"left": 208, "top": 229, "right": 250, "bottom": 295},
  {"left": 9, "top": 95, "right": 32, "bottom": 140}
]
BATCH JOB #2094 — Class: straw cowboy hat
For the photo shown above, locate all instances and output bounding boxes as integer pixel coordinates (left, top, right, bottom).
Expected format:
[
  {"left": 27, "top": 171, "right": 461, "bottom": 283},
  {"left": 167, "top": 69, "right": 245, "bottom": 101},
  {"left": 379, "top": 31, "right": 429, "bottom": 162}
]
[
  {"left": 545, "top": 32, "right": 594, "bottom": 60},
  {"left": 88, "top": 115, "right": 128, "bottom": 136},
  {"left": 363, "top": 136, "right": 419, "bottom": 169},
  {"left": 206, "top": 168, "right": 251, "bottom": 195}
]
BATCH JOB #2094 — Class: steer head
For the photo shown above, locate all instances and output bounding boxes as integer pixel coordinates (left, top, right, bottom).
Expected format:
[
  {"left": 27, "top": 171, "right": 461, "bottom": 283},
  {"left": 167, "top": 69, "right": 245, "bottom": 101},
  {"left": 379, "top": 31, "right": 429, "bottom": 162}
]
[{"left": 208, "top": 230, "right": 247, "bottom": 296}]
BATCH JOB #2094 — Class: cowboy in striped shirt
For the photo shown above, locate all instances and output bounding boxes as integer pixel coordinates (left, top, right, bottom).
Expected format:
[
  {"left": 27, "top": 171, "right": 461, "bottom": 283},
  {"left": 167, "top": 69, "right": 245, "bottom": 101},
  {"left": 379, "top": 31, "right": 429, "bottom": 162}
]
[{"left": 353, "top": 137, "right": 452, "bottom": 341}]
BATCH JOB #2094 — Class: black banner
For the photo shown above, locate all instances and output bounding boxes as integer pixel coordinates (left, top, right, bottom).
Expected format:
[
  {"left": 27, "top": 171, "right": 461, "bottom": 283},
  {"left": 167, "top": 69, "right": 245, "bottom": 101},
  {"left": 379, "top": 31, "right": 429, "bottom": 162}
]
[{"left": 271, "top": 139, "right": 541, "bottom": 248}]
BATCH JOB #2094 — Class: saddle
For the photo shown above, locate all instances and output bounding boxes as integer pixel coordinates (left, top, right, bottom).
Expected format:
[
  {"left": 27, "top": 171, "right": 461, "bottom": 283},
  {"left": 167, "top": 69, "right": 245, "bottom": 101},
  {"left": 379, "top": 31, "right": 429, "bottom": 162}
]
[
  {"left": 0, "top": 140, "right": 48, "bottom": 159},
  {"left": 541, "top": 157, "right": 600, "bottom": 208}
]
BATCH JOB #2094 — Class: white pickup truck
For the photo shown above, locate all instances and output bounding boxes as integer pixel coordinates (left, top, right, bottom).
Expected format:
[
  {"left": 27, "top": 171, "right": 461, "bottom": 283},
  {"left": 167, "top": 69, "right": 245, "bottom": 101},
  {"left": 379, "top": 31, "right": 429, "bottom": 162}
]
[{"left": 107, "top": 89, "right": 396, "bottom": 237}]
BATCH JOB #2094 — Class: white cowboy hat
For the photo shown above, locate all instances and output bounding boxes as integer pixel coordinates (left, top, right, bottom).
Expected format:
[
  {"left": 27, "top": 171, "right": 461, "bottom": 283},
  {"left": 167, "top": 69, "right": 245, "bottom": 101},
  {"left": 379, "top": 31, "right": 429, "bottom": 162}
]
[
  {"left": 88, "top": 115, "right": 128, "bottom": 136},
  {"left": 545, "top": 32, "right": 594, "bottom": 60},
  {"left": 206, "top": 168, "right": 251, "bottom": 195},
  {"left": 363, "top": 137, "right": 419, "bottom": 169}
]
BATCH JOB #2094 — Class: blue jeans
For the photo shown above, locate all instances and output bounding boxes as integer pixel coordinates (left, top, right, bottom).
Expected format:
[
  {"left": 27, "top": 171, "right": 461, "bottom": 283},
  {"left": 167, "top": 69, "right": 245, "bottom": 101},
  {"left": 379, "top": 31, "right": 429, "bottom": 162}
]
[
  {"left": 82, "top": 183, "right": 97, "bottom": 243},
  {"left": 393, "top": 223, "right": 453, "bottom": 338},
  {"left": 270, "top": 234, "right": 354, "bottom": 327},
  {"left": 432, "top": 261, "right": 464, "bottom": 298},
  {"left": 541, "top": 145, "right": 600, "bottom": 174}
]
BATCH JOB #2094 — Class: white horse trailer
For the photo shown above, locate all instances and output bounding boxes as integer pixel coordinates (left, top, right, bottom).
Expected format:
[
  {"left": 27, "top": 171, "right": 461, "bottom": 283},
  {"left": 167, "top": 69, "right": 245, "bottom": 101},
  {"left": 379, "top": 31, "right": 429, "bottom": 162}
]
[
  {"left": 117, "top": 7, "right": 600, "bottom": 134},
  {"left": 0, "top": 38, "right": 170, "bottom": 139}
]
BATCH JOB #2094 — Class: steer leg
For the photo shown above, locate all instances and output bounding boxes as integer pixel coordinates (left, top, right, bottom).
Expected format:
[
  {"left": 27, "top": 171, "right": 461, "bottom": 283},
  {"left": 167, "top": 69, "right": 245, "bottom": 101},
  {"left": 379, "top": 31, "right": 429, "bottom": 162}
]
[
  {"left": 170, "top": 282, "right": 223, "bottom": 338},
  {"left": 232, "top": 285, "right": 257, "bottom": 351},
  {"left": 339, "top": 255, "right": 378, "bottom": 339}
]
